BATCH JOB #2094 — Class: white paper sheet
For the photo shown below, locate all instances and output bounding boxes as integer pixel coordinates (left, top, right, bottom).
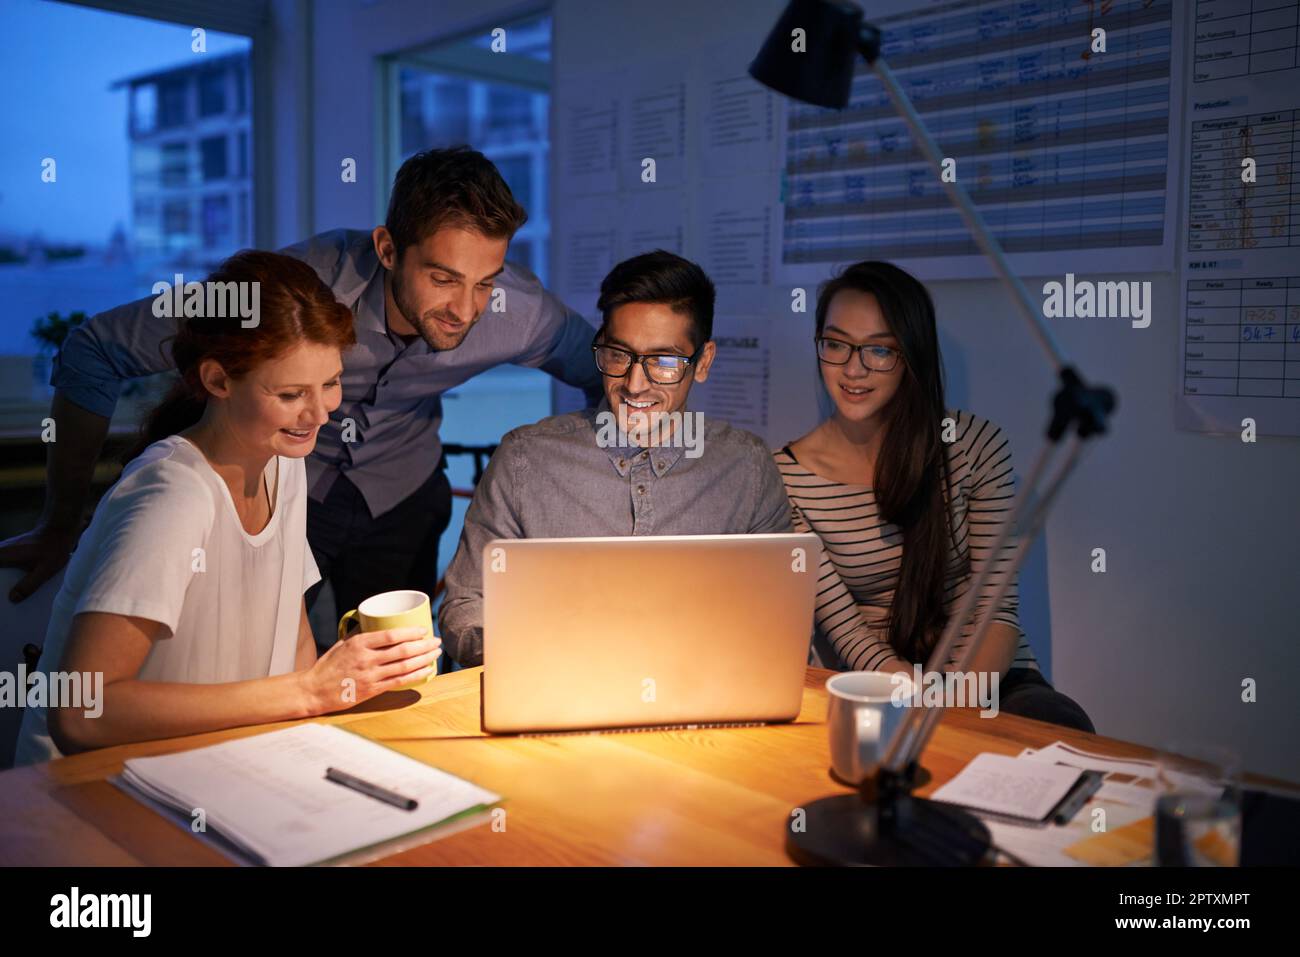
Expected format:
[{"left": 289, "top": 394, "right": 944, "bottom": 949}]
[
  {"left": 620, "top": 61, "right": 689, "bottom": 190},
  {"left": 696, "top": 40, "right": 780, "bottom": 178},
  {"left": 618, "top": 188, "right": 688, "bottom": 259},
  {"left": 555, "top": 72, "right": 622, "bottom": 197},
  {"left": 695, "top": 173, "right": 778, "bottom": 305}
]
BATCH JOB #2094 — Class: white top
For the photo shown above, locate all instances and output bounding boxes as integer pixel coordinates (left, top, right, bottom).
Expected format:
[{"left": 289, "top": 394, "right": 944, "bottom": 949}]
[{"left": 14, "top": 435, "right": 320, "bottom": 765}]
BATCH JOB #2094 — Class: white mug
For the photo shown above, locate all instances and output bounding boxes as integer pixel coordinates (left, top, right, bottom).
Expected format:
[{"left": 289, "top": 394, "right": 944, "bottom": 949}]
[{"left": 826, "top": 671, "right": 912, "bottom": 785}]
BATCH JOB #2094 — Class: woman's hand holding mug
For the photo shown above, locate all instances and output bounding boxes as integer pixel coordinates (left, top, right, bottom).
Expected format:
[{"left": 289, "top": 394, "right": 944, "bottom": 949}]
[{"left": 303, "top": 626, "right": 440, "bottom": 713}]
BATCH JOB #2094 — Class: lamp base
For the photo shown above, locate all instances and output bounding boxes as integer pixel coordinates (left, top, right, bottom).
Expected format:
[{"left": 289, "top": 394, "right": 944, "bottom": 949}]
[{"left": 786, "top": 792, "right": 993, "bottom": 866}]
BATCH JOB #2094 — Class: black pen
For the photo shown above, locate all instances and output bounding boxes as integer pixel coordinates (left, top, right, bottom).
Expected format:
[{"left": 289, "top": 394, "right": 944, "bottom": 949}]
[
  {"left": 1052, "top": 770, "right": 1104, "bottom": 825},
  {"left": 325, "top": 767, "right": 419, "bottom": 811}
]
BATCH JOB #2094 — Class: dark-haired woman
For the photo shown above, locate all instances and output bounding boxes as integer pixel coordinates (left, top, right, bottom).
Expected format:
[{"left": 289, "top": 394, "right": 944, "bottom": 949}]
[
  {"left": 14, "top": 252, "right": 440, "bottom": 763},
  {"left": 775, "top": 261, "right": 1094, "bottom": 732}
]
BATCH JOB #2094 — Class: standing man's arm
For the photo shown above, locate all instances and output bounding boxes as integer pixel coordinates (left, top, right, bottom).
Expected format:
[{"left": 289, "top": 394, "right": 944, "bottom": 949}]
[
  {"left": 505, "top": 265, "right": 604, "bottom": 408},
  {"left": 437, "top": 434, "right": 524, "bottom": 668},
  {"left": 0, "top": 295, "right": 177, "bottom": 601}
]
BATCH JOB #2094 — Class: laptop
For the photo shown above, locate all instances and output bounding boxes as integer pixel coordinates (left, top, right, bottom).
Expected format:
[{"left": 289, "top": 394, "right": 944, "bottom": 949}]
[{"left": 481, "top": 533, "right": 823, "bottom": 734}]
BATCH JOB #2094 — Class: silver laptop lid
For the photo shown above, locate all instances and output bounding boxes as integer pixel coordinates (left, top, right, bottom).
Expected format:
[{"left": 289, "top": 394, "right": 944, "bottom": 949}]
[{"left": 482, "top": 533, "right": 822, "bottom": 733}]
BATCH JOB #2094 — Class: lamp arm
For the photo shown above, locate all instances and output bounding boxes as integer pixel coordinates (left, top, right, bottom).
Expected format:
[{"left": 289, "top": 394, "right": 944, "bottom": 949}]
[
  {"left": 881, "top": 434, "right": 1089, "bottom": 774},
  {"left": 845, "top": 32, "right": 1120, "bottom": 776}
]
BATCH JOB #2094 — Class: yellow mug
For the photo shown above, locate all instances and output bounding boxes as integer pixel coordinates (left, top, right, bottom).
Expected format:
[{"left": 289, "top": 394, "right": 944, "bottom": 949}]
[{"left": 337, "top": 589, "right": 436, "bottom": 689}]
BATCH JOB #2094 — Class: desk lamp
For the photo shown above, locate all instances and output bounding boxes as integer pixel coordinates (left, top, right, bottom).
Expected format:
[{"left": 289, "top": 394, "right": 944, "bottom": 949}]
[{"left": 750, "top": 0, "right": 1117, "bottom": 865}]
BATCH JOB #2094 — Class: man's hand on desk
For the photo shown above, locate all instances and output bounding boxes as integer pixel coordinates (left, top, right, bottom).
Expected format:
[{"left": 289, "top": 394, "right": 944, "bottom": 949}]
[{"left": 300, "top": 627, "right": 442, "bottom": 714}]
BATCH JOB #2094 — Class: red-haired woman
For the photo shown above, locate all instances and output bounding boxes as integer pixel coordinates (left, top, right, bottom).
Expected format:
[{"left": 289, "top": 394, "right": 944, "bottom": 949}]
[{"left": 15, "top": 251, "right": 440, "bottom": 762}]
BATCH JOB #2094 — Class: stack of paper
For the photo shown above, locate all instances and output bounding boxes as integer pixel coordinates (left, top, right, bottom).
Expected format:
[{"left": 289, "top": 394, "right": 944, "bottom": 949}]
[{"left": 963, "top": 741, "right": 1207, "bottom": 867}]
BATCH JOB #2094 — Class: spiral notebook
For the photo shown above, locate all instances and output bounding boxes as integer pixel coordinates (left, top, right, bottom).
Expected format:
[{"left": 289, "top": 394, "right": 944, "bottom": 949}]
[
  {"left": 929, "top": 752, "right": 1089, "bottom": 826},
  {"left": 112, "top": 722, "right": 500, "bottom": 866}
]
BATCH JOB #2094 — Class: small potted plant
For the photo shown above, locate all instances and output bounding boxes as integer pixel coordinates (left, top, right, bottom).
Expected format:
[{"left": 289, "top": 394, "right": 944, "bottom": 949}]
[
  {"left": 29, "top": 310, "right": 86, "bottom": 402},
  {"left": 29, "top": 310, "right": 171, "bottom": 408}
]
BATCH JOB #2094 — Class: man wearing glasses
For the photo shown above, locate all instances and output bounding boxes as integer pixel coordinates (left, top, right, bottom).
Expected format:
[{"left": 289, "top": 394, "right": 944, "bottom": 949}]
[{"left": 437, "top": 250, "right": 793, "bottom": 668}]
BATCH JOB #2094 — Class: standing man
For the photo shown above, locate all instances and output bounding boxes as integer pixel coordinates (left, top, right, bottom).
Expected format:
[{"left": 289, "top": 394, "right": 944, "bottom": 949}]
[{"left": 0, "top": 147, "right": 603, "bottom": 651}]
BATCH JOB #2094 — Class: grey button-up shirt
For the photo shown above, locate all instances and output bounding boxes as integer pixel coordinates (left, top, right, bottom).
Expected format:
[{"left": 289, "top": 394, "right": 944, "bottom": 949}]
[
  {"left": 51, "top": 229, "right": 604, "bottom": 518},
  {"left": 437, "top": 397, "right": 794, "bottom": 666}
]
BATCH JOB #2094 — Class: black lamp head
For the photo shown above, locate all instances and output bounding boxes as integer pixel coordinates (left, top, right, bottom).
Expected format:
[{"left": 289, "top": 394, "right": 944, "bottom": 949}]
[{"left": 748, "top": 0, "right": 881, "bottom": 109}]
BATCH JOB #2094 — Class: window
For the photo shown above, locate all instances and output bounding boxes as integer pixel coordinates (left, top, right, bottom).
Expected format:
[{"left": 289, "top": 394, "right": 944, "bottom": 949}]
[
  {"left": 161, "top": 142, "right": 188, "bottom": 186},
  {"left": 434, "top": 82, "right": 471, "bottom": 142},
  {"left": 237, "top": 130, "right": 248, "bottom": 178},
  {"left": 238, "top": 190, "right": 250, "bottom": 246},
  {"left": 400, "top": 75, "right": 470, "bottom": 148},
  {"left": 130, "top": 143, "right": 161, "bottom": 188},
  {"left": 506, "top": 239, "right": 533, "bottom": 273},
  {"left": 198, "top": 69, "right": 226, "bottom": 116},
  {"left": 493, "top": 154, "right": 533, "bottom": 215},
  {"left": 0, "top": 0, "right": 253, "bottom": 380},
  {"left": 389, "top": 14, "right": 550, "bottom": 284},
  {"left": 158, "top": 78, "right": 187, "bottom": 128},
  {"left": 200, "top": 135, "right": 228, "bottom": 181},
  {"left": 202, "top": 195, "right": 232, "bottom": 248},
  {"left": 487, "top": 88, "right": 534, "bottom": 137},
  {"left": 132, "top": 84, "right": 157, "bottom": 135},
  {"left": 163, "top": 199, "right": 191, "bottom": 236}
]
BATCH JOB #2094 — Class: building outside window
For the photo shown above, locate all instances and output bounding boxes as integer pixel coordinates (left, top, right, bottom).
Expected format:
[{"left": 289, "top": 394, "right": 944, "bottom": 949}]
[{"left": 115, "top": 51, "right": 253, "bottom": 262}]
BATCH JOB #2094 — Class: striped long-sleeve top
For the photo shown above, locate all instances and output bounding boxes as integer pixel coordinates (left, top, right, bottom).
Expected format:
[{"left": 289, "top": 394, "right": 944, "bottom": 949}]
[{"left": 773, "top": 409, "right": 1039, "bottom": 673}]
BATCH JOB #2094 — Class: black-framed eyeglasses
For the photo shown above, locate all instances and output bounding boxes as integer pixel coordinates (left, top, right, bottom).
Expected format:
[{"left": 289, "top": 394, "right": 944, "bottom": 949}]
[
  {"left": 815, "top": 336, "right": 902, "bottom": 372},
  {"left": 592, "top": 338, "right": 704, "bottom": 385}
]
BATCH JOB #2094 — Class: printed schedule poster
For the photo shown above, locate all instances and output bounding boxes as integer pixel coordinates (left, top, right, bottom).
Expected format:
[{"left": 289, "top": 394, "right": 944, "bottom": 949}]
[
  {"left": 1178, "top": 0, "right": 1300, "bottom": 436},
  {"left": 778, "top": 0, "right": 1185, "bottom": 282}
]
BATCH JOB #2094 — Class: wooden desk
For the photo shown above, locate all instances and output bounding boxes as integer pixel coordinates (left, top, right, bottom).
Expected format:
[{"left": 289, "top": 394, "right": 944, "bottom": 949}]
[{"left": 0, "top": 667, "right": 1264, "bottom": 866}]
